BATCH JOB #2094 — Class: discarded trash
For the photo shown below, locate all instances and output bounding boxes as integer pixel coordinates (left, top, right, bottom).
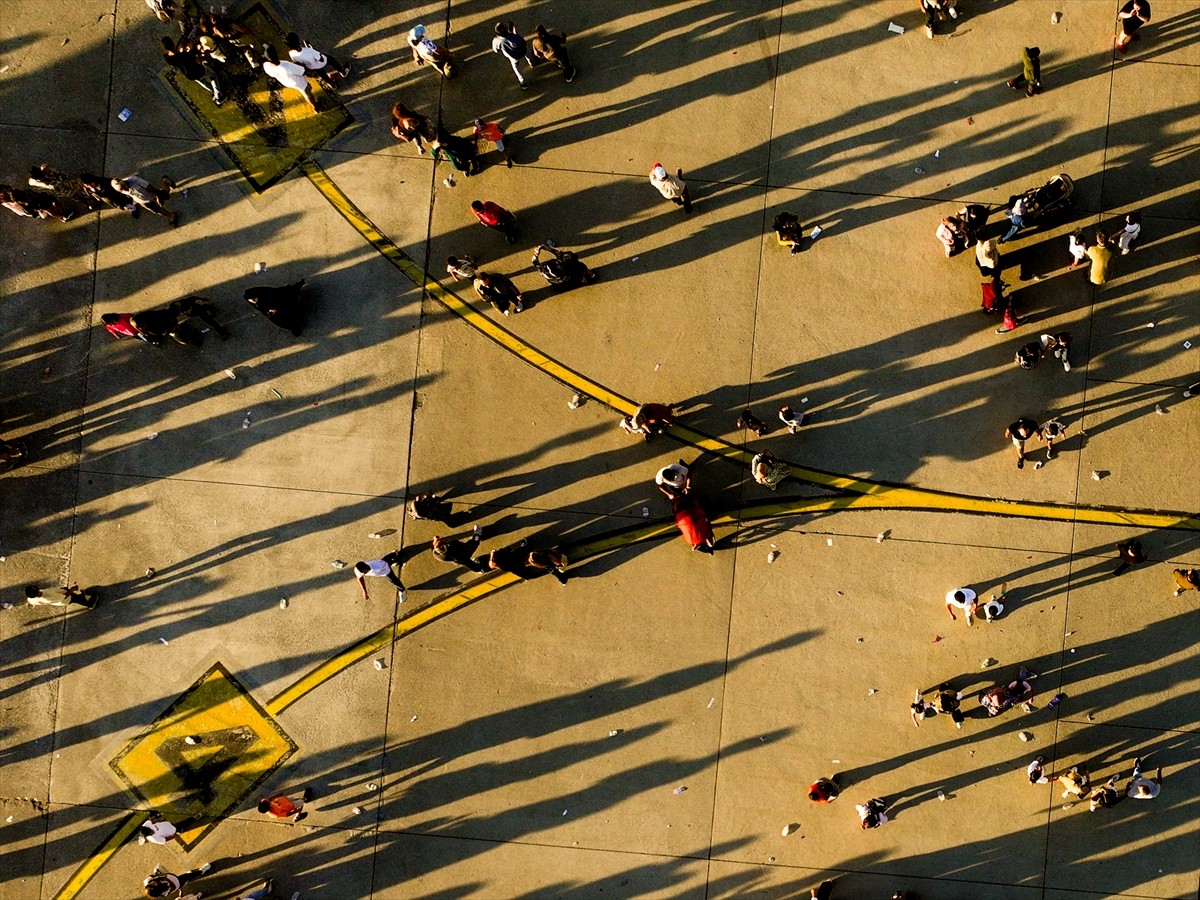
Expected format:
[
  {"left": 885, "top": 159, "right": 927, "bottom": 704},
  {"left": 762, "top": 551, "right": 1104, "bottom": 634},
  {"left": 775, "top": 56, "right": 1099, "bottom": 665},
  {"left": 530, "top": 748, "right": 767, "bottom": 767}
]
[
  {"left": 271, "top": 388, "right": 283, "bottom": 399},
  {"left": 146, "top": 433, "right": 158, "bottom": 441},
  {"left": 278, "top": 597, "right": 288, "bottom": 609},
  {"left": 331, "top": 560, "right": 346, "bottom": 569},
  {"left": 1051, "top": 11, "right": 1062, "bottom": 24},
  {"left": 856, "top": 637, "right": 864, "bottom": 644},
  {"left": 609, "top": 729, "right": 622, "bottom": 737},
  {"left": 876, "top": 531, "right": 888, "bottom": 543},
  {"left": 1065, "top": 631, "right": 1075, "bottom": 637},
  {"left": 1146, "top": 322, "right": 1155, "bottom": 328},
  {"left": 367, "top": 783, "right": 378, "bottom": 792},
  {"left": 887, "top": 21, "right": 905, "bottom": 34},
  {"left": 5, "top": 816, "right": 12, "bottom": 823},
  {"left": 673, "top": 786, "right": 687, "bottom": 795},
  {"left": 254, "top": 262, "right": 267, "bottom": 273},
  {"left": 867, "top": 688, "right": 878, "bottom": 696},
  {"left": 562, "top": 809, "right": 568, "bottom": 816},
  {"left": 567, "top": 393, "right": 585, "bottom": 409},
  {"left": 159, "top": 638, "right": 169, "bottom": 645},
  {"left": 352, "top": 807, "right": 363, "bottom": 815},
  {"left": 410, "top": 715, "right": 418, "bottom": 722},
  {"left": 0, "top": 66, "right": 9, "bottom": 74},
  {"left": 443, "top": 176, "right": 455, "bottom": 187},
  {"left": 145, "top": 568, "right": 156, "bottom": 577},
  {"left": 707, "top": 697, "right": 716, "bottom": 709},
  {"left": 1185, "top": 341, "right": 1193, "bottom": 349},
  {"left": 224, "top": 368, "right": 237, "bottom": 380},
  {"left": 373, "top": 659, "right": 385, "bottom": 670},
  {"left": 242, "top": 413, "right": 251, "bottom": 429},
  {"left": 642, "top": 507, "right": 650, "bottom": 518},
  {"left": 767, "top": 550, "right": 780, "bottom": 563},
  {"left": 781, "top": 823, "right": 798, "bottom": 836},
  {"left": 914, "top": 166, "right": 927, "bottom": 175},
  {"left": 118, "top": 107, "right": 131, "bottom": 121},
  {"left": 810, "top": 225, "right": 823, "bottom": 240},
  {"left": 1155, "top": 404, "right": 1165, "bottom": 415},
  {"left": 981, "top": 657, "right": 997, "bottom": 668},
  {"left": 967, "top": 116, "right": 974, "bottom": 125},
  {"left": 1047, "top": 693, "right": 1065, "bottom": 710},
  {"left": 1070, "top": 648, "right": 1075, "bottom": 653},
  {"left": 934, "top": 150, "right": 941, "bottom": 158},
  {"left": 1018, "top": 731, "right": 1033, "bottom": 742},
  {"left": 369, "top": 532, "right": 382, "bottom": 539},
  {"left": 1061, "top": 803, "right": 1072, "bottom": 810},
  {"left": 631, "top": 256, "right": 640, "bottom": 262},
  {"left": 937, "top": 790, "right": 946, "bottom": 801},
  {"left": 767, "top": 856, "right": 776, "bottom": 863},
  {"left": 800, "top": 397, "right": 809, "bottom": 404},
  {"left": 184, "top": 736, "right": 199, "bottom": 745},
  {"left": 932, "top": 635, "right": 942, "bottom": 643},
  {"left": 1091, "top": 470, "right": 1102, "bottom": 481},
  {"left": 1, "top": 603, "right": 12, "bottom": 610}
]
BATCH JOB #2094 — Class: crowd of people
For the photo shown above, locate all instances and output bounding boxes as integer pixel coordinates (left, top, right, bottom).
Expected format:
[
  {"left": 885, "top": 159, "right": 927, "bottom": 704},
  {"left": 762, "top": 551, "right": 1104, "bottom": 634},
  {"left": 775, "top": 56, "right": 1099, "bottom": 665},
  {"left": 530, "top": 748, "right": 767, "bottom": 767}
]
[{"left": 1, "top": 1, "right": 1193, "bottom": 897}]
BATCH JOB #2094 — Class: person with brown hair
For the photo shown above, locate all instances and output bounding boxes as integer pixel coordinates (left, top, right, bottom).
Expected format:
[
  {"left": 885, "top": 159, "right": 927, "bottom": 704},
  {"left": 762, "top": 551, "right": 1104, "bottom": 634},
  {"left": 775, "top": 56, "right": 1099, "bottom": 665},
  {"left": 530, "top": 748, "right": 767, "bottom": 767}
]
[
  {"left": 390, "top": 102, "right": 435, "bottom": 153},
  {"left": 530, "top": 24, "right": 576, "bottom": 81}
]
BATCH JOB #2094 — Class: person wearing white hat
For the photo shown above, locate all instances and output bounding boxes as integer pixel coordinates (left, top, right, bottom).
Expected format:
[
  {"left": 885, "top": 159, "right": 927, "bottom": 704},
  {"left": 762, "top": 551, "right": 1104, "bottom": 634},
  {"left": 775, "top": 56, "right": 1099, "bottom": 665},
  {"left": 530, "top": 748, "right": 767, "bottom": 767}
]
[{"left": 649, "top": 163, "right": 691, "bottom": 213}]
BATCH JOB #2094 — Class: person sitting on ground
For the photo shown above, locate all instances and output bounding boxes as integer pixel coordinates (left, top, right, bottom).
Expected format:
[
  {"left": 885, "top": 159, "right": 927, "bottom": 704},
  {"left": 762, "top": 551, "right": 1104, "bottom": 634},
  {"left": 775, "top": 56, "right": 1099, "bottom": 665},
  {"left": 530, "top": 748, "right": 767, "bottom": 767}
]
[
  {"left": 1088, "top": 775, "right": 1121, "bottom": 812},
  {"left": 808, "top": 776, "right": 840, "bottom": 803},
  {"left": 655, "top": 461, "right": 691, "bottom": 500},
  {"left": 1173, "top": 567, "right": 1200, "bottom": 596},
  {"left": 631, "top": 402, "right": 675, "bottom": 438},
  {"left": 1058, "top": 764, "right": 1089, "bottom": 798}
]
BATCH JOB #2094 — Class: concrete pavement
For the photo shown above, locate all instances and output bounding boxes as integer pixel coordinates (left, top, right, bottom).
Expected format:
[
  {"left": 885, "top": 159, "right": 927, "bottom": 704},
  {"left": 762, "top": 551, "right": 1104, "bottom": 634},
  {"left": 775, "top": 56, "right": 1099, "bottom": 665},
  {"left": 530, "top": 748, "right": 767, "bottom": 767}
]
[{"left": 1, "top": 1, "right": 1197, "bottom": 898}]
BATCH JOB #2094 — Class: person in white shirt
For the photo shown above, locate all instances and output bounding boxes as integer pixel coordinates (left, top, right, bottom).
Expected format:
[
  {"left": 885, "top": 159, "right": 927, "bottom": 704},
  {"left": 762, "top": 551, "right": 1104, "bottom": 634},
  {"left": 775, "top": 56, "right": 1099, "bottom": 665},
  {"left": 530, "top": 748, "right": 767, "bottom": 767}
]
[
  {"left": 944, "top": 588, "right": 978, "bottom": 625},
  {"left": 261, "top": 43, "right": 317, "bottom": 111},
  {"left": 285, "top": 31, "right": 350, "bottom": 80},
  {"left": 1117, "top": 211, "right": 1141, "bottom": 255},
  {"left": 137, "top": 814, "right": 177, "bottom": 845},
  {"left": 1126, "top": 757, "right": 1162, "bottom": 799},
  {"left": 352, "top": 552, "right": 407, "bottom": 602}
]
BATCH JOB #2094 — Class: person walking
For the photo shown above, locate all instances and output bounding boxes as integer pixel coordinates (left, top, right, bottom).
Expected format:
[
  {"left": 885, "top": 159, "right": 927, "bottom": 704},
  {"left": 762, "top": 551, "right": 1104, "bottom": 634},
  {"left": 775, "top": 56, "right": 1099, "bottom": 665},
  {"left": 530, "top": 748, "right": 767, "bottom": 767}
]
[
  {"left": 1005, "top": 46, "right": 1041, "bottom": 98},
  {"left": 655, "top": 460, "right": 691, "bottom": 500},
  {"left": 286, "top": 31, "right": 351, "bottom": 81},
  {"left": 1115, "top": 0, "right": 1152, "bottom": 53},
  {"left": 919, "top": 0, "right": 959, "bottom": 39},
  {"left": 1033, "top": 417, "right": 1067, "bottom": 468},
  {"left": 0, "top": 434, "right": 29, "bottom": 472},
  {"left": 527, "top": 548, "right": 569, "bottom": 585},
  {"left": 470, "top": 199, "right": 518, "bottom": 244},
  {"left": 445, "top": 255, "right": 476, "bottom": 282},
  {"left": 431, "top": 125, "right": 477, "bottom": 175},
  {"left": 808, "top": 776, "right": 841, "bottom": 803},
  {"left": 257, "top": 788, "right": 312, "bottom": 822},
  {"left": 408, "top": 493, "right": 456, "bottom": 523},
  {"left": 24, "top": 584, "right": 97, "bottom": 610},
  {"left": 750, "top": 450, "right": 788, "bottom": 490},
  {"left": 473, "top": 270, "right": 524, "bottom": 316},
  {"left": 1113, "top": 538, "right": 1147, "bottom": 576},
  {"left": 1126, "top": 757, "right": 1162, "bottom": 799},
  {"left": 492, "top": 21, "right": 530, "bottom": 88},
  {"left": 779, "top": 405, "right": 805, "bottom": 433},
  {"left": 112, "top": 174, "right": 178, "bottom": 226},
  {"left": 856, "top": 798, "right": 889, "bottom": 829},
  {"left": 736, "top": 409, "right": 770, "bottom": 437},
  {"left": 1116, "top": 212, "right": 1142, "bottom": 254},
  {"left": 1172, "top": 567, "right": 1200, "bottom": 596},
  {"left": 390, "top": 102, "right": 435, "bottom": 153},
  {"left": 1005, "top": 418, "right": 1042, "bottom": 469},
  {"left": 649, "top": 163, "right": 692, "bottom": 213},
  {"left": 1040, "top": 332, "right": 1072, "bottom": 372},
  {"left": 1088, "top": 775, "right": 1122, "bottom": 812},
  {"left": 1086, "top": 230, "right": 1113, "bottom": 285},
  {"left": 143, "top": 864, "right": 212, "bottom": 898},
  {"left": 1058, "top": 764, "right": 1090, "bottom": 799},
  {"left": 245, "top": 281, "right": 305, "bottom": 336},
  {"left": 672, "top": 492, "right": 715, "bottom": 554},
  {"left": 945, "top": 588, "right": 978, "bottom": 625},
  {"left": 261, "top": 44, "right": 318, "bottom": 111},
  {"left": 530, "top": 24, "right": 576, "bottom": 81},
  {"left": 352, "top": 553, "right": 406, "bottom": 602},
  {"left": 473, "top": 118, "right": 514, "bottom": 168},
  {"left": 1067, "top": 230, "right": 1089, "bottom": 269},
  {"left": 431, "top": 528, "right": 486, "bottom": 574},
  {"left": 488, "top": 540, "right": 532, "bottom": 577},
  {"left": 999, "top": 195, "right": 1029, "bottom": 243},
  {"left": 1026, "top": 756, "right": 1050, "bottom": 784}
]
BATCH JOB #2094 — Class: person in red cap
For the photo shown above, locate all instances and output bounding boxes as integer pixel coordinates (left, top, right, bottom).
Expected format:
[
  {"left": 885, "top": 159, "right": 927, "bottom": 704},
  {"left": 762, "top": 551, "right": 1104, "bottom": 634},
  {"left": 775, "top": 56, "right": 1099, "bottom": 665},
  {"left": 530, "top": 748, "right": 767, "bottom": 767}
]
[{"left": 649, "top": 163, "right": 691, "bottom": 213}]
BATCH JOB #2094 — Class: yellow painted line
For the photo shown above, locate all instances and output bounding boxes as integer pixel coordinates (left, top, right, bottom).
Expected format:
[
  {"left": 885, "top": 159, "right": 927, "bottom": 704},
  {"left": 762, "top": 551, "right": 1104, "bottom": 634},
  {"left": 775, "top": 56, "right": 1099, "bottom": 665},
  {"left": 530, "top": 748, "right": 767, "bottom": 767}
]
[
  {"left": 53, "top": 810, "right": 149, "bottom": 900},
  {"left": 301, "top": 162, "right": 1198, "bottom": 533}
]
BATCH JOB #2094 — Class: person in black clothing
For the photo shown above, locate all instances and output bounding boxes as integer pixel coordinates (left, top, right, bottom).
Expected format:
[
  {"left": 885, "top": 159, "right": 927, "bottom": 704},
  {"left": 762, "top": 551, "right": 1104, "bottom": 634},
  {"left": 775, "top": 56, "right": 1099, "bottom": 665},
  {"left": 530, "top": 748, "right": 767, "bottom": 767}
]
[
  {"left": 432, "top": 529, "right": 486, "bottom": 573},
  {"left": 1113, "top": 539, "right": 1147, "bottom": 576},
  {"left": 246, "top": 281, "right": 306, "bottom": 336}
]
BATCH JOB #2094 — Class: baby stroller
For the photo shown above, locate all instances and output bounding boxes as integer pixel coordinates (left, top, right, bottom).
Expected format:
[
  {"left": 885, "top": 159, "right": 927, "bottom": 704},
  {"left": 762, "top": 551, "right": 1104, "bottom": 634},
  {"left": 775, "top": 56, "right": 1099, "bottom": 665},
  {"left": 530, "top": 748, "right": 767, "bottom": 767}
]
[
  {"left": 532, "top": 241, "right": 598, "bottom": 289},
  {"left": 1007, "top": 173, "right": 1074, "bottom": 226},
  {"left": 935, "top": 203, "right": 988, "bottom": 256}
]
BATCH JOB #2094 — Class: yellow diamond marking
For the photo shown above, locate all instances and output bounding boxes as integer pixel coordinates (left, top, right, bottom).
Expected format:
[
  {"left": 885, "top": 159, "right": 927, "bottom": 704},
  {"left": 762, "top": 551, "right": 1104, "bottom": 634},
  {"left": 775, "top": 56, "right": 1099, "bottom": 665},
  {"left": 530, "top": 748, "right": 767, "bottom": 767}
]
[{"left": 109, "top": 663, "right": 296, "bottom": 851}]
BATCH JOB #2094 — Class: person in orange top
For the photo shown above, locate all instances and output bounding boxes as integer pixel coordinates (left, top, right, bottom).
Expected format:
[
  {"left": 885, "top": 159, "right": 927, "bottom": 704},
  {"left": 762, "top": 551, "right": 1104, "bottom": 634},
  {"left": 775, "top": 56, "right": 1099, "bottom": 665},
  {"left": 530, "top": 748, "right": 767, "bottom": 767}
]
[
  {"left": 257, "top": 787, "right": 312, "bottom": 822},
  {"left": 473, "top": 118, "right": 514, "bottom": 168}
]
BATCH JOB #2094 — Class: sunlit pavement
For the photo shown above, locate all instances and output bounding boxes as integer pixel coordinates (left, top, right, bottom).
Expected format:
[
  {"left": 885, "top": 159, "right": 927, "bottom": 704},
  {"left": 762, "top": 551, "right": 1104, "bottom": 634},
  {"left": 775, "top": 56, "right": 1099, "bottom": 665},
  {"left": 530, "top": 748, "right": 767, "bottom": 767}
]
[{"left": 1, "top": 2, "right": 1197, "bottom": 898}]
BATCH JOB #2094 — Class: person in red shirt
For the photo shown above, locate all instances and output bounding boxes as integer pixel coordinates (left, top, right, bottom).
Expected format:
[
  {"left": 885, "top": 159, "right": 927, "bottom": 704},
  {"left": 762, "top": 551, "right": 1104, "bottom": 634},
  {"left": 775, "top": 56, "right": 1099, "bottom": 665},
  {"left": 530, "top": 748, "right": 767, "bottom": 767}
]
[
  {"left": 473, "top": 118, "right": 514, "bottom": 168},
  {"left": 257, "top": 788, "right": 312, "bottom": 822},
  {"left": 470, "top": 199, "right": 518, "bottom": 244},
  {"left": 808, "top": 775, "right": 841, "bottom": 803}
]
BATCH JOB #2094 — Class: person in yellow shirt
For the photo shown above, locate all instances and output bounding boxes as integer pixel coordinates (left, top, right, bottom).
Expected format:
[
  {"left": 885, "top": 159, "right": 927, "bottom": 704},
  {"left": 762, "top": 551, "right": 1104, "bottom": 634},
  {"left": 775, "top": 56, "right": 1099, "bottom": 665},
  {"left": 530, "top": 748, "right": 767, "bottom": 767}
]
[{"left": 1086, "top": 230, "right": 1113, "bottom": 285}]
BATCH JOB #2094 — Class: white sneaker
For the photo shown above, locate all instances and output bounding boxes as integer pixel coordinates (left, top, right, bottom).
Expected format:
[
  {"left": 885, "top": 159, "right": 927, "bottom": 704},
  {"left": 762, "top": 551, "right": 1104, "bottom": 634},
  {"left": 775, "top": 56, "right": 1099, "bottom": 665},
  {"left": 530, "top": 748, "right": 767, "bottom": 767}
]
[
  {"left": 1062, "top": 360, "right": 1070, "bottom": 372},
  {"left": 948, "top": 6, "right": 958, "bottom": 18},
  {"left": 925, "top": 24, "right": 933, "bottom": 38},
  {"left": 398, "top": 589, "right": 407, "bottom": 604},
  {"left": 473, "top": 525, "right": 483, "bottom": 538},
  {"left": 198, "top": 863, "right": 212, "bottom": 874}
]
